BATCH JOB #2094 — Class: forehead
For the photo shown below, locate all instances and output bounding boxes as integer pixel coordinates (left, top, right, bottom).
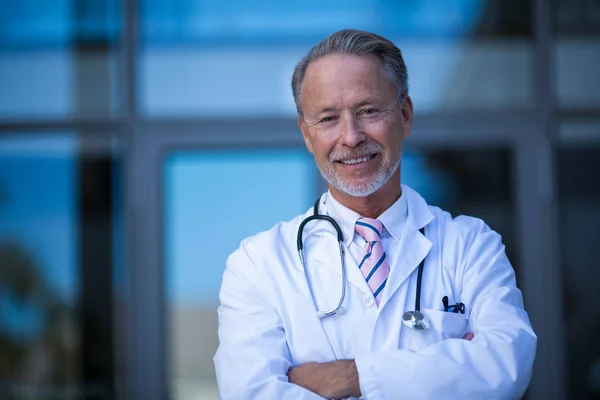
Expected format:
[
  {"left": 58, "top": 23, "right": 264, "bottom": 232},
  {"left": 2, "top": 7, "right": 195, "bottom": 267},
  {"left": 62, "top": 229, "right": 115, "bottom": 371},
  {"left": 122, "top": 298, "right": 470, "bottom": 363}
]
[{"left": 300, "top": 54, "right": 394, "bottom": 112}]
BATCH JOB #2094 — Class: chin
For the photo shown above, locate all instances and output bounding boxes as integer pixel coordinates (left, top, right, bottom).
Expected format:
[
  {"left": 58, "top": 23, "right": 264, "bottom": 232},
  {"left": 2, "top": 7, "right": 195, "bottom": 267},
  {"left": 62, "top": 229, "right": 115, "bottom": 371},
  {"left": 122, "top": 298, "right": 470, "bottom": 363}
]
[{"left": 335, "top": 180, "right": 381, "bottom": 197}]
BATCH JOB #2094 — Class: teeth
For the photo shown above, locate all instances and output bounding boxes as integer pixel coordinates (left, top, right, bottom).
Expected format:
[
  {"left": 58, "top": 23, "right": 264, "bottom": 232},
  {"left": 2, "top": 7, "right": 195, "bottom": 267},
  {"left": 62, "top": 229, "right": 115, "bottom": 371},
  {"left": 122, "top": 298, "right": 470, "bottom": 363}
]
[{"left": 341, "top": 155, "right": 372, "bottom": 165}]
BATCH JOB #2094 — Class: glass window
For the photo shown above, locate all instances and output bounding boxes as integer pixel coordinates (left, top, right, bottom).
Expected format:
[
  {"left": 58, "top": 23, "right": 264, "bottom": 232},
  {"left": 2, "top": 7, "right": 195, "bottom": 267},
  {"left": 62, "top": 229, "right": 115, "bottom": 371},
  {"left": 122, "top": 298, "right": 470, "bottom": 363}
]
[
  {"left": 139, "top": 0, "right": 534, "bottom": 116},
  {"left": 553, "top": 0, "right": 600, "bottom": 107},
  {"left": 558, "top": 123, "right": 600, "bottom": 398},
  {"left": 140, "top": 0, "right": 531, "bottom": 44},
  {"left": 0, "top": 0, "right": 120, "bottom": 46},
  {"left": 553, "top": 0, "right": 600, "bottom": 36},
  {"left": 402, "top": 147, "right": 517, "bottom": 273},
  {"left": 555, "top": 38, "right": 600, "bottom": 108},
  {"left": 164, "top": 148, "right": 316, "bottom": 400},
  {"left": 0, "top": 0, "right": 122, "bottom": 120},
  {"left": 0, "top": 133, "right": 124, "bottom": 399}
]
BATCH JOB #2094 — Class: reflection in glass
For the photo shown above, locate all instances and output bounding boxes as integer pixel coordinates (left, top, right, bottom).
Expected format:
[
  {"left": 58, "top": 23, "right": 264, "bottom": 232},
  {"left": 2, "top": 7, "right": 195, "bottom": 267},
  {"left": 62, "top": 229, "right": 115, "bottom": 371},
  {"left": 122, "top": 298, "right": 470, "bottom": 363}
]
[
  {"left": 555, "top": 39, "right": 600, "bottom": 108},
  {"left": 0, "top": 133, "right": 122, "bottom": 400},
  {"left": 0, "top": 0, "right": 120, "bottom": 46},
  {"left": 140, "top": 0, "right": 531, "bottom": 44},
  {"left": 403, "top": 147, "right": 517, "bottom": 271},
  {"left": 164, "top": 149, "right": 316, "bottom": 400},
  {"left": 559, "top": 146, "right": 600, "bottom": 399},
  {"left": 0, "top": 0, "right": 121, "bottom": 120},
  {"left": 553, "top": 0, "right": 600, "bottom": 35},
  {"left": 553, "top": 0, "right": 600, "bottom": 108},
  {"left": 0, "top": 135, "right": 79, "bottom": 399},
  {"left": 139, "top": 1, "right": 534, "bottom": 116}
]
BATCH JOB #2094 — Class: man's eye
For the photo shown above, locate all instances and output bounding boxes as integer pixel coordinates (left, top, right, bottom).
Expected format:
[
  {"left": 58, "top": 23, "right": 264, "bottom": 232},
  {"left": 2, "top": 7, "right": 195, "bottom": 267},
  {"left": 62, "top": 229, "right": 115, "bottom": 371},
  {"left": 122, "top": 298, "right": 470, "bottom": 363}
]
[
  {"left": 320, "top": 116, "right": 336, "bottom": 123},
  {"left": 361, "top": 108, "right": 378, "bottom": 115}
]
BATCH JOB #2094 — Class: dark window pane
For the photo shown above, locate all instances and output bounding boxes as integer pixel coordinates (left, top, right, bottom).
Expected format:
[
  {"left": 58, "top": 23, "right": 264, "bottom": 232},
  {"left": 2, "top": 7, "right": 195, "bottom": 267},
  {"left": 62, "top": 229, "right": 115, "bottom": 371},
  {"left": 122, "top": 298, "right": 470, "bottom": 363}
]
[
  {"left": 558, "top": 146, "right": 600, "bottom": 399},
  {"left": 553, "top": 0, "right": 600, "bottom": 36},
  {"left": 403, "top": 147, "right": 517, "bottom": 273},
  {"left": 555, "top": 39, "right": 600, "bottom": 108}
]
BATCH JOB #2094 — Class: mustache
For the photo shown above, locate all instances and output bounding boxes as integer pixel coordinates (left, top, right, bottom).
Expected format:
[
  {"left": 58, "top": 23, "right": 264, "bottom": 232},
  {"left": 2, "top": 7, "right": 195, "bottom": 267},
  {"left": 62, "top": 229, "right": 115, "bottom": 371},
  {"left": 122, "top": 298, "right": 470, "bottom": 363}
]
[{"left": 329, "top": 143, "right": 383, "bottom": 162}]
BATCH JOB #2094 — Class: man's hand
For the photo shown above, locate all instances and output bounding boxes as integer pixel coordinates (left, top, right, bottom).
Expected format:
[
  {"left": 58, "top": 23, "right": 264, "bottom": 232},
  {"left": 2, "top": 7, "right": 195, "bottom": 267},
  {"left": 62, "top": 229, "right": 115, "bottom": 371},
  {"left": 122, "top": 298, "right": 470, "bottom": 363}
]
[
  {"left": 288, "top": 333, "right": 474, "bottom": 398},
  {"left": 287, "top": 360, "right": 361, "bottom": 399}
]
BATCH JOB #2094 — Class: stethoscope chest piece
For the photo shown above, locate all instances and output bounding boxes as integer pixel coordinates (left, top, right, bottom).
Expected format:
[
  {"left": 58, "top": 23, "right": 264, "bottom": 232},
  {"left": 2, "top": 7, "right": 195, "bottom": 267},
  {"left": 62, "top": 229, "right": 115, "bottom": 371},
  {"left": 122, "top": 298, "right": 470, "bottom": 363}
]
[{"left": 402, "top": 310, "right": 430, "bottom": 331}]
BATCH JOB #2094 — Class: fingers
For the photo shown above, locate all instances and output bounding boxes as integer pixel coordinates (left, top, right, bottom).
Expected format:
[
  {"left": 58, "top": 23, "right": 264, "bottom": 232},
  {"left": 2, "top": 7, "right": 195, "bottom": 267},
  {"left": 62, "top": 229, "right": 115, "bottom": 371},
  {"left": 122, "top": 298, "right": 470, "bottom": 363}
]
[{"left": 463, "top": 332, "right": 474, "bottom": 341}]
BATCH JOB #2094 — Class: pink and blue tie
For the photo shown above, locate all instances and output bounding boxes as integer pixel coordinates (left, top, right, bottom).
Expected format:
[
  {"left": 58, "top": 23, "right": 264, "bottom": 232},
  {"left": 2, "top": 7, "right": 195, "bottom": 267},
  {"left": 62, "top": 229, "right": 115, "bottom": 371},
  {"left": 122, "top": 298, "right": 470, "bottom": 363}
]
[{"left": 355, "top": 217, "right": 390, "bottom": 306}]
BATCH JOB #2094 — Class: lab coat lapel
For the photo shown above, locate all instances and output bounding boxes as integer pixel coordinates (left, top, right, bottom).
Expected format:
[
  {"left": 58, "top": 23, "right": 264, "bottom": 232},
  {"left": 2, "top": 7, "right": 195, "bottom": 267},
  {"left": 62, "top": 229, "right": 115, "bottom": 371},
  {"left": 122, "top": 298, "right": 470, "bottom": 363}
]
[{"left": 379, "top": 186, "right": 435, "bottom": 308}]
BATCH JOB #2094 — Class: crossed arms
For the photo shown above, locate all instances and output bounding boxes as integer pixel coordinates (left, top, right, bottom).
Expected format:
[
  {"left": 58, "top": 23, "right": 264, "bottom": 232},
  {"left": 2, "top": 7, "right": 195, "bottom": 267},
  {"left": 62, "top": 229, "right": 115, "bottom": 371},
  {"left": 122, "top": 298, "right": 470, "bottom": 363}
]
[{"left": 214, "top": 230, "right": 536, "bottom": 399}]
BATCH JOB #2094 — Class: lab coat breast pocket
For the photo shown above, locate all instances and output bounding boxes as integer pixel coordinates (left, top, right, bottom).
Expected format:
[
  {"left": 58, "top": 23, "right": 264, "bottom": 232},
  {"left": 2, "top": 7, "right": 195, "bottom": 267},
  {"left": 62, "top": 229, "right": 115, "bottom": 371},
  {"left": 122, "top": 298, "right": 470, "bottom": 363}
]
[
  {"left": 423, "top": 308, "right": 469, "bottom": 340},
  {"left": 402, "top": 309, "right": 468, "bottom": 351}
]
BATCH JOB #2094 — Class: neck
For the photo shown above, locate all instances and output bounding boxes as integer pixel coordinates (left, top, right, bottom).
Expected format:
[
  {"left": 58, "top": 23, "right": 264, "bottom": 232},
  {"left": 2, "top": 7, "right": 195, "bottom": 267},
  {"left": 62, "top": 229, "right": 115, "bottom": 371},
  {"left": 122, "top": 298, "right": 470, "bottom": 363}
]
[{"left": 329, "top": 168, "right": 402, "bottom": 219}]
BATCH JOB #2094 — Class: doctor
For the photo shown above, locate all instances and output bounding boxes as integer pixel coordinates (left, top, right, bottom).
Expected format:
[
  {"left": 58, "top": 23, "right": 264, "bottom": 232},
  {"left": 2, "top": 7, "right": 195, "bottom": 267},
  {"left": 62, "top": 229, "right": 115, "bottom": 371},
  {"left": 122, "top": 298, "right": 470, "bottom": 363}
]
[{"left": 214, "top": 29, "right": 537, "bottom": 399}]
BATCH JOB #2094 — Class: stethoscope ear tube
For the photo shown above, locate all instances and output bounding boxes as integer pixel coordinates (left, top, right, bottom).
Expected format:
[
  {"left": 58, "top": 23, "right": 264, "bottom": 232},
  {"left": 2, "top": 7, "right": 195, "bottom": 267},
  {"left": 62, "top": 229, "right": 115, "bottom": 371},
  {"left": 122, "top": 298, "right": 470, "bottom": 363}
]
[{"left": 297, "top": 214, "right": 344, "bottom": 252}]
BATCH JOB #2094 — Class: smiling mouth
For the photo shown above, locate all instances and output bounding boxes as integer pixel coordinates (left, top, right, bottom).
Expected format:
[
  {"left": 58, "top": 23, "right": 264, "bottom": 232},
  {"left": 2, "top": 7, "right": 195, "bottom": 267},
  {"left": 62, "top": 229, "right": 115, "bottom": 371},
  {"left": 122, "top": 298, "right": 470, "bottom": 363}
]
[{"left": 338, "top": 154, "right": 377, "bottom": 165}]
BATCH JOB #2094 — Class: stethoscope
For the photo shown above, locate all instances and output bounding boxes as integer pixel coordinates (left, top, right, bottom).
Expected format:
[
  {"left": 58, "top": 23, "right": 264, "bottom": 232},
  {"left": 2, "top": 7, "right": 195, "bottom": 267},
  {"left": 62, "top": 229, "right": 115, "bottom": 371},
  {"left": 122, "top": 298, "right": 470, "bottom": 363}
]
[{"left": 296, "top": 196, "right": 431, "bottom": 331}]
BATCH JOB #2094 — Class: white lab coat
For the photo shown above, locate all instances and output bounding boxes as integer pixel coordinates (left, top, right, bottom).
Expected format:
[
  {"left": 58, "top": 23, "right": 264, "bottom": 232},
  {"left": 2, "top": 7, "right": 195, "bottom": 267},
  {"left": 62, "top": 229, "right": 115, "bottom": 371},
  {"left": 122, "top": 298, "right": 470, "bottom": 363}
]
[{"left": 214, "top": 185, "right": 537, "bottom": 399}]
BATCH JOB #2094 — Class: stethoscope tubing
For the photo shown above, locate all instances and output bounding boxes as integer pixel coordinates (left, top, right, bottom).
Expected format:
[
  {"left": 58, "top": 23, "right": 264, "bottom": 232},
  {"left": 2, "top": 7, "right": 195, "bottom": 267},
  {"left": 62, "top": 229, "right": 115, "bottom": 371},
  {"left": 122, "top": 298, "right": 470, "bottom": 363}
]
[
  {"left": 297, "top": 201, "right": 347, "bottom": 318},
  {"left": 297, "top": 196, "right": 429, "bottom": 330}
]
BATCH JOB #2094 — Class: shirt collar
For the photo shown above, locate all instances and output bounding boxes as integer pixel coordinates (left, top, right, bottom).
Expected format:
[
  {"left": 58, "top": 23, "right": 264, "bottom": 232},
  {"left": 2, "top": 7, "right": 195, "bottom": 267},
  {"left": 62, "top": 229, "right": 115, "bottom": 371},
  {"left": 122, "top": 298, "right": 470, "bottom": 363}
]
[
  {"left": 324, "top": 187, "right": 408, "bottom": 246},
  {"left": 377, "top": 188, "right": 407, "bottom": 243}
]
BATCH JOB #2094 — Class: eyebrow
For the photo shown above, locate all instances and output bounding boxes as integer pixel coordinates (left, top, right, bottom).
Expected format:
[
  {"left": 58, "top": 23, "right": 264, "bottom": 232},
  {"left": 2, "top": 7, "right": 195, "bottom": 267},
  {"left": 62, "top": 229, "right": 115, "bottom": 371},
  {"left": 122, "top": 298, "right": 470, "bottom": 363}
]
[
  {"left": 317, "top": 106, "right": 339, "bottom": 114},
  {"left": 316, "top": 101, "right": 377, "bottom": 113},
  {"left": 309, "top": 97, "right": 384, "bottom": 118},
  {"left": 354, "top": 99, "right": 380, "bottom": 108}
]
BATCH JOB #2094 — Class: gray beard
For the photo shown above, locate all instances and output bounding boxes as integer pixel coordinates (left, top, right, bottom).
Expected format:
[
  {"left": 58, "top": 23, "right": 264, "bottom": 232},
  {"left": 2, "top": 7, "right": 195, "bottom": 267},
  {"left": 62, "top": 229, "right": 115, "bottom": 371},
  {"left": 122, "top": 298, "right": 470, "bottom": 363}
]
[{"left": 318, "top": 156, "right": 401, "bottom": 197}]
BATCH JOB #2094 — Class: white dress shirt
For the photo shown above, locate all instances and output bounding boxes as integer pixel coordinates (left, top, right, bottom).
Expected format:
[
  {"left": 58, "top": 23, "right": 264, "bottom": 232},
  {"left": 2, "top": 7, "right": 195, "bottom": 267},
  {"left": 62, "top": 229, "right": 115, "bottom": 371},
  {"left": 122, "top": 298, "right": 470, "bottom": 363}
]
[{"left": 325, "top": 189, "right": 408, "bottom": 276}]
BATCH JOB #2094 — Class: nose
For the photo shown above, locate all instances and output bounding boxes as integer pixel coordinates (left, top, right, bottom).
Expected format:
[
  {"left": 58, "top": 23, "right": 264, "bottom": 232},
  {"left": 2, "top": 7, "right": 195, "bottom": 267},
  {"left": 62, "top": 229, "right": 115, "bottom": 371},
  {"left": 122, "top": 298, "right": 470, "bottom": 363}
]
[{"left": 339, "top": 113, "right": 366, "bottom": 148}]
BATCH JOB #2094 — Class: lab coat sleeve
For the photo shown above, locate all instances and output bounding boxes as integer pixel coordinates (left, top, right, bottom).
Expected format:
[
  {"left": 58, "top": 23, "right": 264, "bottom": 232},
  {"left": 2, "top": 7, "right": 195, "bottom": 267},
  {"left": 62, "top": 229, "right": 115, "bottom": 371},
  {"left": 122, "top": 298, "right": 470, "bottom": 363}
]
[
  {"left": 213, "top": 239, "right": 324, "bottom": 400},
  {"left": 354, "top": 221, "right": 537, "bottom": 400}
]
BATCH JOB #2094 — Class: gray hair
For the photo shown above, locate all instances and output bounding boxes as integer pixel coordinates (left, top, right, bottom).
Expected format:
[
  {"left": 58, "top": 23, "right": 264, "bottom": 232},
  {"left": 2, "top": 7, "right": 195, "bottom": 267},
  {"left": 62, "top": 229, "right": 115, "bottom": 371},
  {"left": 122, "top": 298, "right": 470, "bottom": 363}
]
[{"left": 291, "top": 29, "right": 409, "bottom": 116}]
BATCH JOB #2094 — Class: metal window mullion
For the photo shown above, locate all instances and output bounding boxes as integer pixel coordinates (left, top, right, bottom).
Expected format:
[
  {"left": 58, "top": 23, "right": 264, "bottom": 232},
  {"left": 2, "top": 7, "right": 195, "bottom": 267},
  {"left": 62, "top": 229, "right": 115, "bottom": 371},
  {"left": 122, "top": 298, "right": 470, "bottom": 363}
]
[
  {"left": 125, "top": 127, "right": 166, "bottom": 400},
  {"left": 121, "top": 0, "right": 166, "bottom": 398},
  {"left": 518, "top": 0, "right": 566, "bottom": 399},
  {"left": 514, "top": 133, "right": 565, "bottom": 399}
]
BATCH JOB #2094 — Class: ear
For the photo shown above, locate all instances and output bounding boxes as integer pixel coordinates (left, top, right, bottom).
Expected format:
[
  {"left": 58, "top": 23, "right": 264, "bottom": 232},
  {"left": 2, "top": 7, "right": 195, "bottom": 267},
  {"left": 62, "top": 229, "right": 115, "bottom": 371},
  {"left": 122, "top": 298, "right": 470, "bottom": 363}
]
[
  {"left": 298, "top": 114, "right": 314, "bottom": 154},
  {"left": 400, "top": 95, "right": 414, "bottom": 140}
]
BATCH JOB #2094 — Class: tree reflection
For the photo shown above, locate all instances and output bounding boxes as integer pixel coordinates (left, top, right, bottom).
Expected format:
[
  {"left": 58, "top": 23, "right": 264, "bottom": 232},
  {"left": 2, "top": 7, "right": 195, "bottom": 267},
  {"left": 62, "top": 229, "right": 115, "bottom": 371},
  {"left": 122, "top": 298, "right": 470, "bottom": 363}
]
[{"left": 0, "top": 188, "right": 77, "bottom": 398}]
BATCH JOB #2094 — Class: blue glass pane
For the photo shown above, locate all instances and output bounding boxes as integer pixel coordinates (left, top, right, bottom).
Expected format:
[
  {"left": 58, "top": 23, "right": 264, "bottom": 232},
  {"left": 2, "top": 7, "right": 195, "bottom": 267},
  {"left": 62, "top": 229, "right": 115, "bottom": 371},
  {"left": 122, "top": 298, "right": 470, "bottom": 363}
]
[
  {"left": 141, "top": 0, "right": 529, "bottom": 45},
  {"left": 0, "top": 0, "right": 120, "bottom": 48},
  {"left": 0, "top": 133, "right": 123, "bottom": 398},
  {"left": 165, "top": 148, "right": 315, "bottom": 399},
  {"left": 0, "top": 0, "right": 530, "bottom": 47},
  {"left": 164, "top": 148, "right": 316, "bottom": 305},
  {"left": 139, "top": 1, "right": 534, "bottom": 116},
  {"left": 0, "top": 135, "right": 79, "bottom": 302},
  {"left": 0, "top": 134, "right": 80, "bottom": 394}
]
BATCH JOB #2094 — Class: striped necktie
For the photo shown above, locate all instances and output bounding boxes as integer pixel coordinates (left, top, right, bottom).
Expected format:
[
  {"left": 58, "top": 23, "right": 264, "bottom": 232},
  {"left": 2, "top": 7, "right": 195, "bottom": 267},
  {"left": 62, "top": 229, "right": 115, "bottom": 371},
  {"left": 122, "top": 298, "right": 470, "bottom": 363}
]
[{"left": 355, "top": 217, "right": 390, "bottom": 306}]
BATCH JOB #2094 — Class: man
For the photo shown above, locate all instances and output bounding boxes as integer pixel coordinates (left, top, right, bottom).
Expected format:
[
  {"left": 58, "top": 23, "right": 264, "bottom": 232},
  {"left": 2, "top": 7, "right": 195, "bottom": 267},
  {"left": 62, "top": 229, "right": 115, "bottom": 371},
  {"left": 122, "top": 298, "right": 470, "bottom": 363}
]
[{"left": 214, "top": 29, "right": 536, "bottom": 399}]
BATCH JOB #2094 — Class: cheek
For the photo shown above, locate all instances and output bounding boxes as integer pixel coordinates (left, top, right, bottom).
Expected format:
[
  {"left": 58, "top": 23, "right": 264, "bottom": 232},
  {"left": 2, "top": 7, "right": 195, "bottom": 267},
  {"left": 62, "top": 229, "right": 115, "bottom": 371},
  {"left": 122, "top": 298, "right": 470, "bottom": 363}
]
[
  {"left": 308, "top": 135, "right": 336, "bottom": 160},
  {"left": 368, "top": 121, "right": 399, "bottom": 148}
]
